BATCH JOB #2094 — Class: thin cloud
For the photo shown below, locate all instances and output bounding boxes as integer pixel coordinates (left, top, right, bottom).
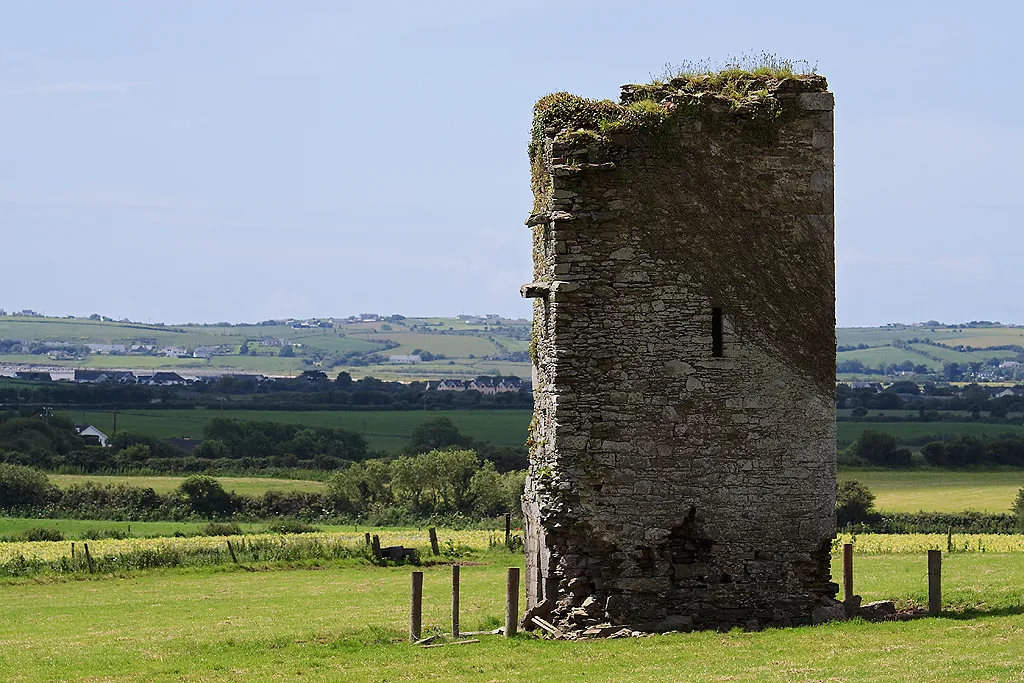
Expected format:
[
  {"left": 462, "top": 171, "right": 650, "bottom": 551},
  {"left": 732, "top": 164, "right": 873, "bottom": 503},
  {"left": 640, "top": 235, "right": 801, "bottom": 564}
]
[{"left": 0, "top": 81, "right": 150, "bottom": 96}]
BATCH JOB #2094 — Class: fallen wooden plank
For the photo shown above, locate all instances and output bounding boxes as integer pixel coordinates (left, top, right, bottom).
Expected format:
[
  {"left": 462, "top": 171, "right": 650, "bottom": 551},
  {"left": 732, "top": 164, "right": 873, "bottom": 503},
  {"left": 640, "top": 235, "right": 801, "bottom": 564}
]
[
  {"left": 421, "top": 638, "right": 480, "bottom": 648},
  {"left": 459, "top": 629, "right": 501, "bottom": 636},
  {"left": 531, "top": 616, "right": 563, "bottom": 638},
  {"left": 414, "top": 634, "right": 440, "bottom": 646}
]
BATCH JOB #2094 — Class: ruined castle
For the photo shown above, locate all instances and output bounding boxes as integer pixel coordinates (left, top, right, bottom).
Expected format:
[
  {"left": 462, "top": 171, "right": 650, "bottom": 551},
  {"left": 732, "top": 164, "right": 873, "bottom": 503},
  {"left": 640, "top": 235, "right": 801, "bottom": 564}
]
[{"left": 521, "top": 69, "right": 839, "bottom": 632}]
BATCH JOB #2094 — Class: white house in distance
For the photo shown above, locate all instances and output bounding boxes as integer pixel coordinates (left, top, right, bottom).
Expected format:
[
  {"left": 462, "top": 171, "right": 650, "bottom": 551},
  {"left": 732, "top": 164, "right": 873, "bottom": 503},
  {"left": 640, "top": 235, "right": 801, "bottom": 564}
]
[
  {"left": 75, "top": 425, "right": 110, "bottom": 447},
  {"left": 388, "top": 355, "right": 422, "bottom": 364},
  {"left": 430, "top": 378, "right": 525, "bottom": 394}
]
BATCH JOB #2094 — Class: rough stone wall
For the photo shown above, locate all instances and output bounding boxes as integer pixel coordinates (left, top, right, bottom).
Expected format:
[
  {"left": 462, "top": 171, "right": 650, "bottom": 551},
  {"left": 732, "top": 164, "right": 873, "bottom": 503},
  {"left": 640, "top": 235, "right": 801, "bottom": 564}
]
[{"left": 522, "top": 74, "right": 838, "bottom": 632}]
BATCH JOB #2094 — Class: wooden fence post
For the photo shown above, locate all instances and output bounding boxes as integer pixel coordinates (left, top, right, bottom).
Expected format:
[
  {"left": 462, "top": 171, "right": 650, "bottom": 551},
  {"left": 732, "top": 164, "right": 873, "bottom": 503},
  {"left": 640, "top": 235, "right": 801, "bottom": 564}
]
[
  {"left": 364, "top": 532, "right": 371, "bottom": 547},
  {"left": 429, "top": 528, "right": 440, "bottom": 556},
  {"left": 842, "top": 543, "right": 854, "bottom": 601},
  {"left": 372, "top": 534, "right": 382, "bottom": 562},
  {"left": 410, "top": 571, "right": 423, "bottom": 642},
  {"left": 71, "top": 542, "right": 75, "bottom": 559},
  {"left": 226, "top": 540, "right": 238, "bottom": 564},
  {"left": 505, "top": 514, "right": 512, "bottom": 547},
  {"left": 452, "top": 565, "right": 460, "bottom": 638},
  {"left": 83, "top": 543, "right": 94, "bottom": 574},
  {"left": 505, "top": 567, "right": 520, "bottom": 637},
  {"left": 928, "top": 549, "right": 942, "bottom": 615}
]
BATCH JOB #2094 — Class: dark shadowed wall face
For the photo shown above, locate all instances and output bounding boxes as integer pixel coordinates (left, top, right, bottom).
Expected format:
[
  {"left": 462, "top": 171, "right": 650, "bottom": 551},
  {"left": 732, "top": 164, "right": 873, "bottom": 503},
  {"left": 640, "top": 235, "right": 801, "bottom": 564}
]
[{"left": 522, "top": 73, "right": 839, "bottom": 632}]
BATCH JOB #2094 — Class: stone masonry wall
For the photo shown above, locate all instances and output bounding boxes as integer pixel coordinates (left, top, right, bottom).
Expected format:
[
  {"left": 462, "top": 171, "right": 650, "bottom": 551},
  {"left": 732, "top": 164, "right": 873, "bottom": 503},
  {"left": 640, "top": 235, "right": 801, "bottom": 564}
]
[{"left": 521, "top": 73, "right": 838, "bottom": 632}]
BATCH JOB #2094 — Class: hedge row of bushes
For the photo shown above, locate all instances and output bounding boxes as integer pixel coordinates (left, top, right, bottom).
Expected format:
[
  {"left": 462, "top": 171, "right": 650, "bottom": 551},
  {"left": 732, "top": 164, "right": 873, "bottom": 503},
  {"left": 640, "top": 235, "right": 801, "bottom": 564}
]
[{"left": 0, "top": 449, "right": 525, "bottom": 523}]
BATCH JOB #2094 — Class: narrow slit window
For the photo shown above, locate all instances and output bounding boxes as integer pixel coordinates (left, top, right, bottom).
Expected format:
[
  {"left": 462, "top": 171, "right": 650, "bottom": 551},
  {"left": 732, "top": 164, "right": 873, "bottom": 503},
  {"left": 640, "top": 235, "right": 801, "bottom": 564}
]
[{"left": 712, "top": 307, "right": 724, "bottom": 358}]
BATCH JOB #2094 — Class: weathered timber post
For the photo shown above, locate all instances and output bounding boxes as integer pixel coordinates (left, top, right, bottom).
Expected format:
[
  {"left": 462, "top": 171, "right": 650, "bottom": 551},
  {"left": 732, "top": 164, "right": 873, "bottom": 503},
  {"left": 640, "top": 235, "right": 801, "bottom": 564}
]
[
  {"left": 452, "top": 565, "right": 461, "bottom": 638},
  {"left": 928, "top": 550, "right": 942, "bottom": 615},
  {"left": 505, "top": 567, "right": 520, "bottom": 637},
  {"left": 429, "top": 528, "right": 440, "bottom": 556},
  {"left": 410, "top": 571, "right": 424, "bottom": 642},
  {"left": 842, "top": 543, "right": 854, "bottom": 601},
  {"left": 83, "top": 543, "right": 94, "bottom": 573},
  {"left": 504, "top": 514, "right": 511, "bottom": 547},
  {"left": 227, "top": 540, "right": 238, "bottom": 564},
  {"left": 364, "top": 532, "right": 371, "bottom": 547},
  {"left": 372, "top": 534, "right": 382, "bottom": 562},
  {"left": 71, "top": 542, "right": 75, "bottom": 559}
]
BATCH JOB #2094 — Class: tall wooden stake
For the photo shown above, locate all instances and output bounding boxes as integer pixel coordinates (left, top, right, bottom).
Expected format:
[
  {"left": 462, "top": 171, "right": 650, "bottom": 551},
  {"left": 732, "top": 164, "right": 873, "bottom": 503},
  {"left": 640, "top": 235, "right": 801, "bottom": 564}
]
[
  {"left": 504, "top": 514, "right": 512, "bottom": 547},
  {"left": 842, "top": 543, "right": 854, "bottom": 601},
  {"left": 505, "top": 567, "right": 520, "bottom": 637},
  {"left": 410, "top": 571, "right": 423, "bottom": 642},
  {"left": 364, "top": 532, "right": 371, "bottom": 547},
  {"left": 71, "top": 542, "right": 75, "bottom": 559},
  {"left": 84, "top": 543, "right": 94, "bottom": 573},
  {"left": 928, "top": 549, "right": 942, "bottom": 615},
  {"left": 227, "top": 540, "right": 238, "bottom": 564},
  {"left": 452, "top": 565, "right": 460, "bottom": 638},
  {"left": 372, "top": 534, "right": 382, "bottom": 562},
  {"left": 429, "top": 528, "right": 440, "bottom": 556}
]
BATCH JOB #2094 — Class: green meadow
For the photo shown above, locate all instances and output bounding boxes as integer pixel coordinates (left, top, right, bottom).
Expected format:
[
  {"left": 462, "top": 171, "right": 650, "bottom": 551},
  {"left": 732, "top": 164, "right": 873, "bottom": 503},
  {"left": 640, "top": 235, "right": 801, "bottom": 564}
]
[
  {"left": 0, "top": 552, "right": 1021, "bottom": 681},
  {"left": 56, "top": 408, "right": 534, "bottom": 451},
  {"left": 838, "top": 470, "right": 1024, "bottom": 513}
]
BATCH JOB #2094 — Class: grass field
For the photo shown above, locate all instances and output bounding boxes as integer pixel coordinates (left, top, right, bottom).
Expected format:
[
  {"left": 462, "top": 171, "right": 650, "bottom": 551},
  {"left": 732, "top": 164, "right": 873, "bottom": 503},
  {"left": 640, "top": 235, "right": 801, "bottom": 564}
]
[
  {"left": 0, "top": 517, "right": 258, "bottom": 539},
  {"left": 56, "top": 408, "right": 534, "bottom": 451},
  {"left": 46, "top": 474, "right": 329, "bottom": 496},
  {"left": 837, "top": 325, "right": 1024, "bottom": 349},
  {"left": 58, "top": 407, "right": 1024, "bottom": 454},
  {"left": 839, "top": 470, "right": 1024, "bottom": 513},
  {"left": 836, "top": 421, "right": 1024, "bottom": 448},
  {"left": 0, "top": 551, "right": 1021, "bottom": 681}
]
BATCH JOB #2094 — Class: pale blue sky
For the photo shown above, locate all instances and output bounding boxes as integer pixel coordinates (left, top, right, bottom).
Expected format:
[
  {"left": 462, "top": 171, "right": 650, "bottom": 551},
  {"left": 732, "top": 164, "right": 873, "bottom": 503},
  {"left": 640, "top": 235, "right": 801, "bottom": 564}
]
[{"left": 1, "top": 1, "right": 1020, "bottom": 326}]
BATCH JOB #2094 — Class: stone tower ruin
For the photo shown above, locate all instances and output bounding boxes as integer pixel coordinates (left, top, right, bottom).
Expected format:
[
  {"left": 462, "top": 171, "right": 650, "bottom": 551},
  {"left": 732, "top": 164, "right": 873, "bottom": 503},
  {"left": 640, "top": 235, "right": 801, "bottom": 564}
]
[{"left": 521, "top": 70, "right": 838, "bottom": 632}]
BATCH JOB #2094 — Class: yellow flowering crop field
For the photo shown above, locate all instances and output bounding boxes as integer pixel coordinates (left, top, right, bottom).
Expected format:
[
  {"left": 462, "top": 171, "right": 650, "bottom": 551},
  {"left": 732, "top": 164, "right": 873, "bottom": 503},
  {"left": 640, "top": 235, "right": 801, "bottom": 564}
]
[
  {"left": 0, "top": 529, "right": 500, "bottom": 564},
  {"left": 4, "top": 531, "right": 1024, "bottom": 566},
  {"left": 834, "top": 533, "right": 1024, "bottom": 554}
]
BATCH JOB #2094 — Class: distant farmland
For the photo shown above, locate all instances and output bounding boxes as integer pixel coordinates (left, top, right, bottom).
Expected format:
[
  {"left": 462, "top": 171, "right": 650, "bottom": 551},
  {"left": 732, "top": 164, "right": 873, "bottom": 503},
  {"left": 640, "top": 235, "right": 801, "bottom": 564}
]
[
  {"left": 57, "top": 408, "right": 534, "bottom": 453},
  {"left": 58, "top": 407, "right": 1024, "bottom": 455}
]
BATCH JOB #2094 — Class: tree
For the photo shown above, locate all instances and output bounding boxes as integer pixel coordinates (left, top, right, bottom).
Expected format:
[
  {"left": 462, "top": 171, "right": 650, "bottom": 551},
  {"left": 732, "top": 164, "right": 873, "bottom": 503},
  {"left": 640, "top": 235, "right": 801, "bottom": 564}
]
[
  {"left": 836, "top": 480, "right": 876, "bottom": 526},
  {"left": 279, "top": 345, "right": 295, "bottom": 357},
  {"left": 407, "top": 417, "right": 471, "bottom": 454},
  {"left": 921, "top": 441, "right": 948, "bottom": 466},
  {"left": 239, "top": 342, "right": 249, "bottom": 355},
  {"left": 0, "top": 464, "right": 53, "bottom": 510},
  {"left": 849, "top": 430, "right": 909, "bottom": 467},
  {"left": 1014, "top": 489, "right": 1024, "bottom": 531},
  {"left": 177, "top": 475, "right": 232, "bottom": 517}
]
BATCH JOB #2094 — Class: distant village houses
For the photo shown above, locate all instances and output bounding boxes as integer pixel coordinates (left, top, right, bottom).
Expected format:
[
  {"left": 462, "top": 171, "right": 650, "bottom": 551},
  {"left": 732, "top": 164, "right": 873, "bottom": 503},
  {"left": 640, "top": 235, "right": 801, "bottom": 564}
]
[{"left": 430, "top": 378, "right": 528, "bottom": 394}]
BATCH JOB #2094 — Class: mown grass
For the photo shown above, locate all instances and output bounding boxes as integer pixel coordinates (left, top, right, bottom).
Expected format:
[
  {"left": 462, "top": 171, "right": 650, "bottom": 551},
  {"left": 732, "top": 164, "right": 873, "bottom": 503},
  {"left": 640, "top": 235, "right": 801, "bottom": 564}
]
[
  {"left": 0, "top": 553, "right": 1021, "bottom": 681},
  {"left": 46, "top": 473, "right": 329, "bottom": 496},
  {"left": 838, "top": 470, "right": 1024, "bottom": 513}
]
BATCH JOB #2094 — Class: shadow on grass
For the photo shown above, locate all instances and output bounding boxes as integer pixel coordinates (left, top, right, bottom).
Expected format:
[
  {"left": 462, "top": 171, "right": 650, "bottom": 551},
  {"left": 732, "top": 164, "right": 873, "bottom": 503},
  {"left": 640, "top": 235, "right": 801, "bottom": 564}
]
[{"left": 939, "top": 604, "right": 1024, "bottom": 620}]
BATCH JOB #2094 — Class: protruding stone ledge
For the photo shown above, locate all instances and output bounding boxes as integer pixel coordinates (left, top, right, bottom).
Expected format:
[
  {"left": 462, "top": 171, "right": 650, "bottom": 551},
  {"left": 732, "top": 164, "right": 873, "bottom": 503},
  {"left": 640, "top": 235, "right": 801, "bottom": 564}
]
[
  {"left": 551, "top": 162, "right": 617, "bottom": 177},
  {"left": 521, "top": 282, "right": 551, "bottom": 299}
]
